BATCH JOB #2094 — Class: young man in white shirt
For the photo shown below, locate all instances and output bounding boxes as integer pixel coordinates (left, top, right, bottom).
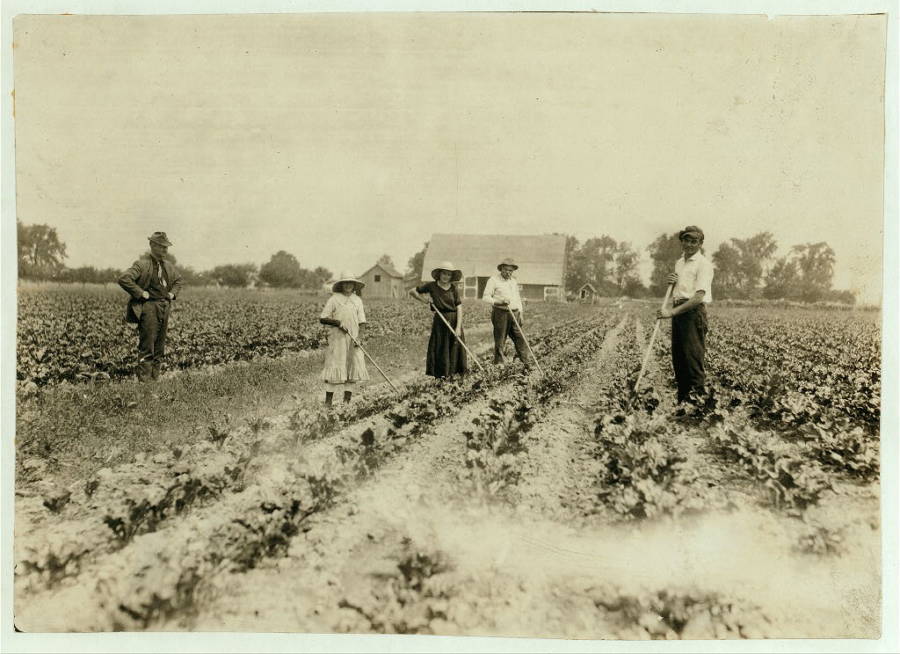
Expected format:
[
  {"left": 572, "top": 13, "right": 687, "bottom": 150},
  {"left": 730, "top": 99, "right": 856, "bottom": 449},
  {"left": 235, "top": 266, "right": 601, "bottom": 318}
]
[
  {"left": 482, "top": 258, "right": 532, "bottom": 368},
  {"left": 657, "top": 225, "right": 714, "bottom": 404}
]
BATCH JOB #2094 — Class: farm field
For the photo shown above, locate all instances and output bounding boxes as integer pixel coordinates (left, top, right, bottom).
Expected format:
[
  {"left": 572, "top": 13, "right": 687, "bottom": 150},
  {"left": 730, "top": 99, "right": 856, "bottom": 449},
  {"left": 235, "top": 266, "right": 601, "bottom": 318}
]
[{"left": 14, "top": 286, "right": 882, "bottom": 639}]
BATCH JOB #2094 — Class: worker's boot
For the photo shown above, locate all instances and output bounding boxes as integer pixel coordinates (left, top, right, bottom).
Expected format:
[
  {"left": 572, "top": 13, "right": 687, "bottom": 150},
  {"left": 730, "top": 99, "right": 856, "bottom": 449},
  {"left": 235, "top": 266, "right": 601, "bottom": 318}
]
[
  {"left": 136, "top": 361, "right": 152, "bottom": 382},
  {"left": 151, "top": 363, "right": 162, "bottom": 381}
]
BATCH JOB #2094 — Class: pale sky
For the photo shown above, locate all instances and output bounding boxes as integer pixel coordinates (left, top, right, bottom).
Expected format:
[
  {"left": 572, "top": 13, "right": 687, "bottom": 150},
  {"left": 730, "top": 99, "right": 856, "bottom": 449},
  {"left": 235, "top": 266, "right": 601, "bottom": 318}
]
[{"left": 12, "top": 12, "right": 887, "bottom": 301}]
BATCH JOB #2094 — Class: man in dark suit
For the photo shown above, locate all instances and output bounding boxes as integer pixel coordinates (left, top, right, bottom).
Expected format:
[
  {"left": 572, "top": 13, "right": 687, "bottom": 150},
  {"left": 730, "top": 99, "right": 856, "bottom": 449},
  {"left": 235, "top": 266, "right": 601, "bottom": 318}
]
[{"left": 118, "top": 232, "right": 183, "bottom": 381}]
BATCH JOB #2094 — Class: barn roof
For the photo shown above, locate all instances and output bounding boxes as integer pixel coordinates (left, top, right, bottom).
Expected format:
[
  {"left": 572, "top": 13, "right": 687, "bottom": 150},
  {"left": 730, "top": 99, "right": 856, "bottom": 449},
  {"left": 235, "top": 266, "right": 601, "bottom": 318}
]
[
  {"left": 360, "top": 262, "right": 403, "bottom": 279},
  {"left": 422, "top": 234, "right": 566, "bottom": 285}
]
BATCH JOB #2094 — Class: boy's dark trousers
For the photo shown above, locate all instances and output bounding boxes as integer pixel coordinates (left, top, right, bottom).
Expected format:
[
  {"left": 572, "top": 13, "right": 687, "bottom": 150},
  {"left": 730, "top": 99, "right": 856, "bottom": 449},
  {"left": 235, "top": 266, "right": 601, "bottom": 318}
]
[
  {"left": 491, "top": 307, "right": 530, "bottom": 366},
  {"left": 137, "top": 299, "right": 170, "bottom": 381},
  {"left": 671, "top": 300, "right": 708, "bottom": 403}
]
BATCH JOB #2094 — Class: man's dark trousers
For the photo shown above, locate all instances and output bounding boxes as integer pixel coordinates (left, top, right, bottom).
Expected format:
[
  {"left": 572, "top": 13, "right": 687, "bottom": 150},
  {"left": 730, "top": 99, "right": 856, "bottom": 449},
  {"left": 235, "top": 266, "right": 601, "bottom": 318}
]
[
  {"left": 491, "top": 307, "right": 530, "bottom": 366},
  {"left": 138, "top": 299, "right": 170, "bottom": 381},
  {"left": 671, "top": 301, "right": 708, "bottom": 403}
]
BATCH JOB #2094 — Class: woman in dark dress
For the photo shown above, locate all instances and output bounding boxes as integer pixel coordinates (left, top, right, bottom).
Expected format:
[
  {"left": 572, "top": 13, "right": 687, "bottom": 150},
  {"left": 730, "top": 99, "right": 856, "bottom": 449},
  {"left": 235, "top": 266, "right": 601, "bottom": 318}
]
[{"left": 413, "top": 261, "right": 468, "bottom": 378}]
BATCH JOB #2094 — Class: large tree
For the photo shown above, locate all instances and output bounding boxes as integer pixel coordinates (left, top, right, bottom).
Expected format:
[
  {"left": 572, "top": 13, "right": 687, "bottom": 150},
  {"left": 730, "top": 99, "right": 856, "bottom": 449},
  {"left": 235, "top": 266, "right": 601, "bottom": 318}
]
[
  {"left": 565, "top": 235, "right": 643, "bottom": 296},
  {"left": 563, "top": 235, "right": 580, "bottom": 293},
  {"left": 791, "top": 241, "right": 837, "bottom": 302},
  {"left": 209, "top": 263, "right": 258, "bottom": 288},
  {"left": 259, "top": 250, "right": 303, "bottom": 288},
  {"left": 18, "top": 221, "right": 68, "bottom": 279},
  {"left": 762, "top": 242, "right": 836, "bottom": 302},
  {"left": 312, "top": 266, "right": 333, "bottom": 287},
  {"left": 762, "top": 257, "right": 800, "bottom": 300},
  {"left": 712, "top": 232, "right": 778, "bottom": 299},
  {"left": 612, "top": 241, "right": 641, "bottom": 293},
  {"left": 646, "top": 232, "right": 684, "bottom": 295},
  {"left": 405, "top": 241, "right": 429, "bottom": 285}
]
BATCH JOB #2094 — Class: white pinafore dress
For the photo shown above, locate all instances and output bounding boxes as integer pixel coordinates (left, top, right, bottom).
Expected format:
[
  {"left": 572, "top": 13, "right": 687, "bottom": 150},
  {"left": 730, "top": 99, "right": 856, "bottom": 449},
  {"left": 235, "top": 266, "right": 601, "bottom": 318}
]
[{"left": 320, "top": 292, "right": 369, "bottom": 388}]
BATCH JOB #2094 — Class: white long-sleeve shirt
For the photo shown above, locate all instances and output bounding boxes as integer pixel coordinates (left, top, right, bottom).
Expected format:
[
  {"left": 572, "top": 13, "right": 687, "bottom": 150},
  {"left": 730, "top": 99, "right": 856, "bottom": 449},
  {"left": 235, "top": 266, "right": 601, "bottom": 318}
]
[
  {"left": 673, "top": 252, "right": 714, "bottom": 303},
  {"left": 482, "top": 274, "right": 524, "bottom": 313}
]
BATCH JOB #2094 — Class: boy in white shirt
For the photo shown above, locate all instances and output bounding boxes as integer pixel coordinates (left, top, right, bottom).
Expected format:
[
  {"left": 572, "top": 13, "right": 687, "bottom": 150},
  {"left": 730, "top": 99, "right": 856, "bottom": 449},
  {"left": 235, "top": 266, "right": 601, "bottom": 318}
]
[{"left": 657, "top": 225, "right": 714, "bottom": 404}]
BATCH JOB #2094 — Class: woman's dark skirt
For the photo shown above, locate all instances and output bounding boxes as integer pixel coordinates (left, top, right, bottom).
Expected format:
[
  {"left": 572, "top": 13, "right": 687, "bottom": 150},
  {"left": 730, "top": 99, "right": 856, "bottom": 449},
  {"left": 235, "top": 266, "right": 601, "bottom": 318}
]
[{"left": 426, "top": 310, "right": 468, "bottom": 378}]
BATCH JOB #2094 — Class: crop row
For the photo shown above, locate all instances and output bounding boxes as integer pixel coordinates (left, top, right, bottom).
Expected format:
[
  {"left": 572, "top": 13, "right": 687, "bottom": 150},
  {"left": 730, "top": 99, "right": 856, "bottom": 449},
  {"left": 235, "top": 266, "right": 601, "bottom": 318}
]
[
  {"left": 16, "top": 286, "right": 499, "bottom": 386},
  {"left": 16, "top": 316, "right": 613, "bottom": 629},
  {"left": 463, "top": 317, "right": 620, "bottom": 496},
  {"left": 639, "top": 306, "right": 880, "bottom": 482},
  {"left": 16, "top": 315, "right": 592, "bottom": 594},
  {"left": 705, "top": 311, "right": 880, "bottom": 429},
  {"left": 87, "top": 315, "right": 615, "bottom": 629}
]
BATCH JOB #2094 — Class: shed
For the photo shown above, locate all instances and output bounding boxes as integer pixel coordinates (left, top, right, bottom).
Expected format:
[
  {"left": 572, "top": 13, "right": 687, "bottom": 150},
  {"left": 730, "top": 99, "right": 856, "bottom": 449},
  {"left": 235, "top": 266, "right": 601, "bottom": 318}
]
[
  {"left": 578, "top": 283, "right": 598, "bottom": 302},
  {"left": 422, "top": 234, "right": 567, "bottom": 301},
  {"left": 358, "top": 262, "right": 404, "bottom": 298}
]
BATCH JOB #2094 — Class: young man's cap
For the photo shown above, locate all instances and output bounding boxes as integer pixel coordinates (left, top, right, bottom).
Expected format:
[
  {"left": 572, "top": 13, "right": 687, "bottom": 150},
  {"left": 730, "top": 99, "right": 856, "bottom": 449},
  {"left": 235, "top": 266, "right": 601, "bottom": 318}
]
[{"left": 679, "top": 226, "right": 704, "bottom": 241}]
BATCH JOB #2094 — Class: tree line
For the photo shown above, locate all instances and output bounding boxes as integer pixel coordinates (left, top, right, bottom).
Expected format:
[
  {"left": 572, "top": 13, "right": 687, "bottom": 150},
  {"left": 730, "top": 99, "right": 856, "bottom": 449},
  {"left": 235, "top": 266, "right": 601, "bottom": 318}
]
[
  {"left": 564, "top": 230, "right": 852, "bottom": 303},
  {"left": 16, "top": 222, "right": 333, "bottom": 290},
  {"left": 17, "top": 221, "right": 855, "bottom": 303}
]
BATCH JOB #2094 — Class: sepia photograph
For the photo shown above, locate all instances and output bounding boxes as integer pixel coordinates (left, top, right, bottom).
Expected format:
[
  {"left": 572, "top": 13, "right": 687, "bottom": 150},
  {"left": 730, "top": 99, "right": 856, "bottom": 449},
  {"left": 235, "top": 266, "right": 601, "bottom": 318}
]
[{"left": 2, "top": 1, "right": 898, "bottom": 651}]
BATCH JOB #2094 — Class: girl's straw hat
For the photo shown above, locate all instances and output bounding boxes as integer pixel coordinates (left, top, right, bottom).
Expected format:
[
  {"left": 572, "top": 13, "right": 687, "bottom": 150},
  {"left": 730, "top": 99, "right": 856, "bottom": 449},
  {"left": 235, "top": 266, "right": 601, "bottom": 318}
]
[
  {"left": 431, "top": 261, "right": 463, "bottom": 282},
  {"left": 332, "top": 271, "right": 365, "bottom": 293}
]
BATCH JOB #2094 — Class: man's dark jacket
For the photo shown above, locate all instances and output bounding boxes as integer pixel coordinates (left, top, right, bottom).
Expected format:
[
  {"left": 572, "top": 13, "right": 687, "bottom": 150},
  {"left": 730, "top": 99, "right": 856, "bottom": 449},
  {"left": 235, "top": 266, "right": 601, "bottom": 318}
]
[{"left": 117, "top": 257, "right": 184, "bottom": 324}]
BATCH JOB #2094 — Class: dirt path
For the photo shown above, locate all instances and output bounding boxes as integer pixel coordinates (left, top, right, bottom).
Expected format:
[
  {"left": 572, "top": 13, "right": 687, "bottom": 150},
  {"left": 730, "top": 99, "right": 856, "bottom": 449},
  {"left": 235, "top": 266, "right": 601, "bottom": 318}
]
[{"left": 514, "top": 316, "right": 627, "bottom": 524}]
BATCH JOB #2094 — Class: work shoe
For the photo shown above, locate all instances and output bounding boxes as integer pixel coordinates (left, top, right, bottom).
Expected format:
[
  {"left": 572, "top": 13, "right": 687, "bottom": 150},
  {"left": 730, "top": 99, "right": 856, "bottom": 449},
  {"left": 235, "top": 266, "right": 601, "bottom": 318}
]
[{"left": 136, "top": 361, "right": 153, "bottom": 383}]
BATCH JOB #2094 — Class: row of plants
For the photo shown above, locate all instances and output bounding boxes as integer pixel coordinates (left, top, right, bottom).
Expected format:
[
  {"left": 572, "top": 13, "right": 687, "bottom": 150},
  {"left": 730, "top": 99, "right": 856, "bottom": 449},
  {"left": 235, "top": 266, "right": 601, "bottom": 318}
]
[
  {"left": 84, "top": 319, "right": 603, "bottom": 629},
  {"left": 17, "top": 285, "right": 594, "bottom": 387},
  {"left": 705, "top": 310, "right": 880, "bottom": 429},
  {"left": 16, "top": 287, "right": 495, "bottom": 386},
  {"left": 16, "top": 315, "right": 588, "bottom": 594},
  {"left": 462, "top": 317, "right": 619, "bottom": 497},
  {"left": 16, "top": 317, "right": 603, "bottom": 629}
]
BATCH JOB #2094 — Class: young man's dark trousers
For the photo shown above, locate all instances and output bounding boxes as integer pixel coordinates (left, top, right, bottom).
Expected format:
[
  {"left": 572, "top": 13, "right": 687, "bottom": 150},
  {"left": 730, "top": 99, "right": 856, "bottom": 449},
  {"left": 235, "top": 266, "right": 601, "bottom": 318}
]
[
  {"left": 671, "top": 300, "right": 708, "bottom": 403},
  {"left": 491, "top": 307, "right": 530, "bottom": 366},
  {"left": 137, "top": 299, "right": 170, "bottom": 381}
]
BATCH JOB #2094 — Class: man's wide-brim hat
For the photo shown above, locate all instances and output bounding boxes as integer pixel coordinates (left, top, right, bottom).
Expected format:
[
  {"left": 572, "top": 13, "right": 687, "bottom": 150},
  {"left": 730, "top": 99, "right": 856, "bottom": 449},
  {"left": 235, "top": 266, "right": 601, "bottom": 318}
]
[
  {"left": 431, "top": 261, "right": 462, "bottom": 282},
  {"left": 679, "top": 225, "right": 705, "bottom": 242},
  {"left": 148, "top": 231, "right": 173, "bottom": 247},
  {"left": 497, "top": 257, "right": 519, "bottom": 271},
  {"left": 332, "top": 271, "right": 365, "bottom": 293}
]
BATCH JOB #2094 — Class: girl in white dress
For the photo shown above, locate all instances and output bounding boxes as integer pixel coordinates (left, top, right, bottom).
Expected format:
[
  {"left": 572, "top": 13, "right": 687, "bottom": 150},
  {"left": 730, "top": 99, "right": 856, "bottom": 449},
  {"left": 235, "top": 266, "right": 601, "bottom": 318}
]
[{"left": 319, "top": 272, "right": 369, "bottom": 405}]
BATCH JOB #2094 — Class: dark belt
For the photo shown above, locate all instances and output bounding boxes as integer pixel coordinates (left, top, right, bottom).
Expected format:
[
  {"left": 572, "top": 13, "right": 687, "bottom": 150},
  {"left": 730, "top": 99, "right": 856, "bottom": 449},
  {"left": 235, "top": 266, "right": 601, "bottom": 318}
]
[
  {"left": 673, "top": 298, "right": 706, "bottom": 313},
  {"left": 435, "top": 308, "right": 457, "bottom": 314}
]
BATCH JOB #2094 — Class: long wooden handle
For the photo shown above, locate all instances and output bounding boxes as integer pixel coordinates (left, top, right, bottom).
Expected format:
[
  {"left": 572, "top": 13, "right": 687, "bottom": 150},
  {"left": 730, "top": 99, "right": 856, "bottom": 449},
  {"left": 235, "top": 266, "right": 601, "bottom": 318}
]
[
  {"left": 432, "top": 308, "right": 487, "bottom": 373},
  {"left": 345, "top": 330, "right": 399, "bottom": 393},
  {"left": 507, "top": 307, "right": 544, "bottom": 376},
  {"left": 634, "top": 284, "right": 674, "bottom": 393},
  {"left": 413, "top": 293, "right": 487, "bottom": 373}
]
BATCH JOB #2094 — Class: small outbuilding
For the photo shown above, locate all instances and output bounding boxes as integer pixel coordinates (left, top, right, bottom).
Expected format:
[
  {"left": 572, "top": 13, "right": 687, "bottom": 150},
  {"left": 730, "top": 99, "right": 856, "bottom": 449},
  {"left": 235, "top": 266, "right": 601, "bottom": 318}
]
[
  {"left": 578, "top": 283, "right": 598, "bottom": 302},
  {"left": 358, "top": 262, "right": 404, "bottom": 298}
]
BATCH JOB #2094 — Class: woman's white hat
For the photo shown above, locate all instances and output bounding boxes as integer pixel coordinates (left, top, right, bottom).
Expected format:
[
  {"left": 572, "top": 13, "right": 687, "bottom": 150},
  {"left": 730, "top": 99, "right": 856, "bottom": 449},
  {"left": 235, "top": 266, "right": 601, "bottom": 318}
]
[
  {"left": 332, "top": 271, "right": 365, "bottom": 293},
  {"left": 430, "top": 261, "right": 463, "bottom": 282}
]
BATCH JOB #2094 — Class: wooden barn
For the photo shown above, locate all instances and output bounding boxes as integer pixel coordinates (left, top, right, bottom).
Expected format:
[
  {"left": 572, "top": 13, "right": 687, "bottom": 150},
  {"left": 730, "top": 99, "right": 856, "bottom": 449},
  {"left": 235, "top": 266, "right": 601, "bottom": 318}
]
[
  {"left": 358, "top": 262, "right": 404, "bottom": 298},
  {"left": 421, "top": 234, "right": 567, "bottom": 302}
]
